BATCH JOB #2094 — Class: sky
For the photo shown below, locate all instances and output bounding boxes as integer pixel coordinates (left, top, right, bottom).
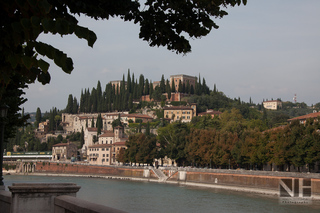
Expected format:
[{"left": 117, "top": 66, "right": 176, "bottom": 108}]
[{"left": 22, "top": 1, "right": 320, "bottom": 113}]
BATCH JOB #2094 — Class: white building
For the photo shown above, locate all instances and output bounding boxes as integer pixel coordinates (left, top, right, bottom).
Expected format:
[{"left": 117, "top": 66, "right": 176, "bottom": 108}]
[{"left": 263, "top": 100, "right": 282, "bottom": 110}]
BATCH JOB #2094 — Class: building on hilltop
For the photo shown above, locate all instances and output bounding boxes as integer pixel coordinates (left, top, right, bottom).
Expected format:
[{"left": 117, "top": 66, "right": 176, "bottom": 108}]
[
  {"left": 163, "top": 105, "right": 196, "bottom": 123},
  {"left": 87, "top": 126, "right": 127, "bottom": 165},
  {"left": 263, "top": 100, "right": 282, "bottom": 110},
  {"left": 109, "top": 80, "right": 127, "bottom": 91},
  {"left": 170, "top": 74, "right": 197, "bottom": 92},
  {"left": 288, "top": 111, "right": 320, "bottom": 125}
]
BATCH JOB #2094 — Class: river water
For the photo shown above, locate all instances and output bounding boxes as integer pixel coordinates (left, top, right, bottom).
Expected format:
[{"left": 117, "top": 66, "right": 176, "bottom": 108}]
[{"left": 3, "top": 175, "right": 320, "bottom": 213}]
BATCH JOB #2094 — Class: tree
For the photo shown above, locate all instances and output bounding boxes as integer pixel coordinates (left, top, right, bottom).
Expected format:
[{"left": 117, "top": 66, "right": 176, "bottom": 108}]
[
  {"left": 178, "top": 80, "right": 183, "bottom": 93},
  {"left": 160, "top": 75, "right": 166, "bottom": 93},
  {"left": 35, "top": 107, "right": 42, "bottom": 128},
  {"left": 66, "top": 94, "right": 73, "bottom": 114},
  {"left": 80, "top": 127, "right": 85, "bottom": 148},
  {"left": 96, "top": 113, "right": 102, "bottom": 135},
  {"left": 1, "top": 0, "right": 247, "bottom": 142},
  {"left": 157, "top": 122, "right": 190, "bottom": 166},
  {"left": 166, "top": 79, "right": 171, "bottom": 101}
]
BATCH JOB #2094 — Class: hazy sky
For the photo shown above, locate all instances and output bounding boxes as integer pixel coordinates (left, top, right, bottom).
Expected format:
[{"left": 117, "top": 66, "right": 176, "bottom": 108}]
[{"left": 22, "top": 1, "right": 320, "bottom": 112}]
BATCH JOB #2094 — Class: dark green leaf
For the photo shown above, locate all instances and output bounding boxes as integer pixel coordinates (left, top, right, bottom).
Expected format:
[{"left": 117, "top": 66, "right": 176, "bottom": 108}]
[
  {"left": 38, "top": 59, "right": 50, "bottom": 72},
  {"left": 41, "top": 18, "right": 54, "bottom": 32},
  {"left": 56, "top": 18, "right": 69, "bottom": 35},
  {"left": 31, "top": 16, "right": 41, "bottom": 27},
  {"left": 22, "top": 56, "right": 32, "bottom": 69},
  {"left": 21, "top": 18, "right": 31, "bottom": 30},
  {"left": 38, "top": 0, "right": 52, "bottom": 14}
]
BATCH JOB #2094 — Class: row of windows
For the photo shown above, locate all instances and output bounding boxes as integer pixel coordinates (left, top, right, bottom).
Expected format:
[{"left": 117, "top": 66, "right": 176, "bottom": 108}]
[
  {"left": 176, "top": 116, "right": 191, "bottom": 119},
  {"left": 89, "top": 147, "right": 120, "bottom": 152},
  {"left": 166, "top": 110, "right": 192, "bottom": 114},
  {"left": 89, "top": 148, "right": 110, "bottom": 152}
]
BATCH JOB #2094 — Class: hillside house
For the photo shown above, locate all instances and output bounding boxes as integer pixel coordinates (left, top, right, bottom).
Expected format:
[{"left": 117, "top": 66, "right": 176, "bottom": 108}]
[
  {"left": 263, "top": 100, "right": 282, "bottom": 110},
  {"left": 288, "top": 111, "right": 320, "bottom": 125},
  {"left": 163, "top": 106, "right": 195, "bottom": 123},
  {"left": 88, "top": 126, "right": 127, "bottom": 165},
  {"left": 52, "top": 142, "right": 78, "bottom": 161}
]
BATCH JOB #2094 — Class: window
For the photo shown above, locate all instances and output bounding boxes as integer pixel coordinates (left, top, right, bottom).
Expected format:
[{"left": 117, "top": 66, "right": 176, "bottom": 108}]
[
  {"left": 177, "top": 116, "right": 179, "bottom": 119},
  {"left": 182, "top": 116, "right": 185, "bottom": 119},
  {"left": 103, "top": 154, "right": 105, "bottom": 157},
  {"left": 107, "top": 154, "right": 109, "bottom": 157},
  {"left": 187, "top": 116, "right": 190, "bottom": 119},
  {"left": 102, "top": 148, "right": 105, "bottom": 151}
]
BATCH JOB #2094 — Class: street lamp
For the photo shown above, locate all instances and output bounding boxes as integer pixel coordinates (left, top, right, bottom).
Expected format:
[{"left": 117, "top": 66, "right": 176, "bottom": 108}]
[{"left": 0, "top": 104, "right": 9, "bottom": 190}]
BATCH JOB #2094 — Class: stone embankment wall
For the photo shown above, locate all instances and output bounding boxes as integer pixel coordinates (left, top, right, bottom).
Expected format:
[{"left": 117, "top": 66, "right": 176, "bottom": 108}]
[
  {"left": 35, "top": 162, "right": 147, "bottom": 178},
  {"left": 34, "top": 162, "right": 320, "bottom": 196},
  {"left": 164, "top": 168, "right": 320, "bottom": 196}
]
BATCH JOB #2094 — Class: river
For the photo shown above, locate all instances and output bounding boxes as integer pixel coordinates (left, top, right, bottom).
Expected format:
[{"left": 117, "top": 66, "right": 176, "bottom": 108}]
[{"left": 3, "top": 175, "right": 320, "bottom": 213}]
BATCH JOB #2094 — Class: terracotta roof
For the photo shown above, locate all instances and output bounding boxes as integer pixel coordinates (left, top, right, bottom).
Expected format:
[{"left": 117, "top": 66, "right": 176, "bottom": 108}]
[
  {"left": 88, "top": 144, "right": 112, "bottom": 148},
  {"left": 99, "top": 131, "right": 114, "bottom": 137},
  {"left": 288, "top": 112, "right": 320, "bottom": 121},
  {"left": 114, "top": 126, "right": 124, "bottom": 129},
  {"left": 87, "top": 127, "right": 97, "bottom": 132},
  {"left": 114, "top": 141, "right": 126, "bottom": 146},
  {"left": 53, "top": 143, "right": 68, "bottom": 147},
  {"left": 163, "top": 106, "right": 193, "bottom": 110},
  {"left": 123, "top": 113, "right": 153, "bottom": 119}
]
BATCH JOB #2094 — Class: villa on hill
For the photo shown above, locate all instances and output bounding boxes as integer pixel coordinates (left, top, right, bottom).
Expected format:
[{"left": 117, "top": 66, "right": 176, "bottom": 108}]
[
  {"left": 163, "top": 104, "right": 196, "bottom": 123},
  {"left": 263, "top": 100, "right": 282, "bottom": 110}
]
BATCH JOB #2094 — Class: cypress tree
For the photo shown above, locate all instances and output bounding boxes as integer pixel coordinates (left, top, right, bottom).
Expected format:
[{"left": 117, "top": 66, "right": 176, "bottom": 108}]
[
  {"left": 127, "top": 69, "right": 131, "bottom": 93},
  {"left": 145, "top": 79, "right": 149, "bottom": 95},
  {"left": 97, "top": 113, "right": 102, "bottom": 135},
  {"left": 149, "top": 82, "right": 153, "bottom": 99},
  {"left": 160, "top": 74, "right": 166, "bottom": 93},
  {"left": 91, "top": 117, "right": 94, "bottom": 128},
  {"left": 186, "top": 80, "right": 190, "bottom": 94},
  {"left": 166, "top": 79, "right": 171, "bottom": 101},
  {"left": 35, "top": 107, "right": 42, "bottom": 128},
  {"left": 146, "top": 122, "right": 150, "bottom": 136},
  {"left": 178, "top": 80, "right": 183, "bottom": 93},
  {"left": 190, "top": 85, "right": 194, "bottom": 94},
  {"left": 80, "top": 127, "right": 85, "bottom": 148},
  {"left": 80, "top": 89, "right": 85, "bottom": 112},
  {"left": 171, "top": 79, "right": 175, "bottom": 92},
  {"left": 66, "top": 94, "right": 73, "bottom": 113},
  {"left": 128, "top": 94, "right": 133, "bottom": 110},
  {"left": 73, "top": 97, "right": 78, "bottom": 114}
]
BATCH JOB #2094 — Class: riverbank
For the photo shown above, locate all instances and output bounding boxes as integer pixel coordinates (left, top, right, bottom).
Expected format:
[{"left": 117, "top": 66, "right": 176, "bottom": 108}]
[
  {"left": 7, "top": 161, "right": 320, "bottom": 200},
  {"left": 8, "top": 170, "right": 320, "bottom": 200}
]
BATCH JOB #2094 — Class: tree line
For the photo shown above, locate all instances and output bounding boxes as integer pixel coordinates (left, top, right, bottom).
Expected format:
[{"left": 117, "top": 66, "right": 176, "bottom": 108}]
[
  {"left": 65, "top": 70, "right": 210, "bottom": 114},
  {"left": 118, "top": 109, "right": 320, "bottom": 172}
]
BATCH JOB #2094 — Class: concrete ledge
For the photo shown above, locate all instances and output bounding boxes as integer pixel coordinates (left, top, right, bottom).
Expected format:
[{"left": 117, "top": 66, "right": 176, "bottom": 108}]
[
  {"left": 8, "top": 183, "right": 81, "bottom": 194},
  {"left": 0, "top": 190, "right": 12, "bottom": 213},
  {"left": 54, "top": 195, "right": 127, "bottom": 213}
]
